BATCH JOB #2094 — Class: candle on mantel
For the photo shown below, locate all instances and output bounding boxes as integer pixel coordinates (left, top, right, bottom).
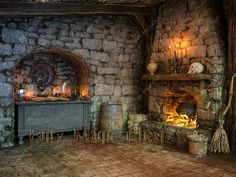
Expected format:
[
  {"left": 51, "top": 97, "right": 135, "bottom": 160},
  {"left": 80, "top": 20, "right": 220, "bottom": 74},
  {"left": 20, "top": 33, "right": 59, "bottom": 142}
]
[{"left": 173, "top": 48, "right": 178, "bottom": 73}]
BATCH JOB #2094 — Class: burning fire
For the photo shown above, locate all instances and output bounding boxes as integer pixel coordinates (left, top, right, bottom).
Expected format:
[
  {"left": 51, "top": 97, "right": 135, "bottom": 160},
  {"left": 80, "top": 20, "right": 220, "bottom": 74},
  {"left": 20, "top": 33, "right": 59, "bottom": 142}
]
[
  {"left": 163, "top": 113, "right": 197, "bottom": 128},
  {"left": 78, "top": 85, "right": 89, "bottom": 99}
]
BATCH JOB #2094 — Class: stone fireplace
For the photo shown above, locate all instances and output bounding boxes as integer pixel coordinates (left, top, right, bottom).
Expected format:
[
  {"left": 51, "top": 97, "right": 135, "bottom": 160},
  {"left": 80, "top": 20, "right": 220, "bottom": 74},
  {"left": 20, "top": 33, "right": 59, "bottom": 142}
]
[
  {"left": 148, "top": 77, "right": 212, "bottom": 130},
  {"left": 142, "top": 75, "right": 213, "bottom": 147},
  {"left": 141, "top": 0, "right": 227, "bottom": 147}
]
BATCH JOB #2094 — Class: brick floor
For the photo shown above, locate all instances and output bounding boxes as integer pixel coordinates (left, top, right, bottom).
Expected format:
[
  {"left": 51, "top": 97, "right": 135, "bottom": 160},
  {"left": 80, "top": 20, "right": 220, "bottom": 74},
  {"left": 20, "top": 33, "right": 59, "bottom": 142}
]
[{"left": 0, "top": 136, "right": 236, "bottom": 177}]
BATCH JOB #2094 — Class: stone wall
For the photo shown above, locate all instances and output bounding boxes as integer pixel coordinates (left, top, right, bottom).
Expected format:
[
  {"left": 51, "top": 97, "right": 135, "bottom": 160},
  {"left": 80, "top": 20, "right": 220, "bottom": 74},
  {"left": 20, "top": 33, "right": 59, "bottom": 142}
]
[
  {"left": 0, "top": 16, "right": 143, "bottom": 147},
  {"left": 149, "top": 0, "right": 227, "bottom": 130}
]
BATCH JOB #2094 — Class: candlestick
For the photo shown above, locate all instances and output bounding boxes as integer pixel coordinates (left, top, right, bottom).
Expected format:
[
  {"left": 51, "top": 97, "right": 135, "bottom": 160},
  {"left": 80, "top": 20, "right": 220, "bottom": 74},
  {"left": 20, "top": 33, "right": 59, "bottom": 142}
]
[{"left": 173, "top": 48, "right": 178, "bottom": 73}]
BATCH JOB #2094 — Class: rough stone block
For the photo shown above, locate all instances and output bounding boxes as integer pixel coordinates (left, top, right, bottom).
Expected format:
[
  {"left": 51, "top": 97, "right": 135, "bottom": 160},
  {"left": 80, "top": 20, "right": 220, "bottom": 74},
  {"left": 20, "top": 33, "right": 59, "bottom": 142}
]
[
  {"left": 121, "top": 69, "right": 129, "bottom": 77},
  {"left": 187, "top": 45, "right": 206, "bottom": 58},
  {"left": 174, "top": 24, "right": 187, "bottom": 31},
  {"left": 0, "top": 83, "right": 12, "bottom": 97},
  {"left": 122, "top": 85, "right": 135, "bottom": 96},
  {"left": 0, "top": 62, "right": 15, "bottom": 71},
  {"left": 97, "top": 67, "right": 119, "bottom": 75},
  {"left": 40, "top": 34, "right": 55, "bottom": 40},
  {"left": 83, "top": 39, "right": 102, "bottom": 50},
  {"left": 197, "top": 110, "right": 215, "bottom": 121},
  {"left": 3, "top": 55, "right": 19, "bottom": 61},
  {"left": 0, "top": 108, "right": 4, "bottom": 118},
  {"left": 189, "top": 18, "right": 206, "bottom": 27},
  {"left": 94, "top": 75, "right": 105, "bottom": 84},
  {"left": 0, "top": 74, "right": 6, "bottom": 82},
  {"left": 70, "top": 24, "right": 86, "bottom": 31},
  {"left": 95, "top": 84, "right": 114, "bottom": 95},
  {"left": 191, "top": 38, "right": 204, "bottom": 46},
  {"left": 13, "top": 44, "right": 27, "bottom": 54},
  {"left": 103, "top": 40, "right": 117, "bottom": 51},
  {"left": 59, "top": 29, "right": 69, "bottom": 37},
  {"left": 27, "top": 32, "right": 39, "bottom": 38},
  {"left": 118, "top": 54, "right": 130, "bottom": 62},
  {"left": 87, "top": 25, "right": 104, "bottom": 33},
  {"left": 73, "top": 49, "right": 90, "bottom": 59},
  {"left": 38, "top": 38, "right": 50, "bottom": 47},
  {"left": 207, "top": 44, "right": 223, "bottom": 57},
  {"left": 45, "top": 28, "right": 59, "bottom": 35},
  {"left": 105, "top": 78, "right": 115, "bottom": 85},
  {"left": 0, "top": 44, "right": 12, "bottom": 56},
  {"left": 114, "top": 86, "right": 121, "bottom": 96},
  {"left": 205, "top": 37, "right": 218, "bottom": 45},
  {"left": 65, "top": 42, "right": 81, "bottom": 49},
  {"left": 90, "top": 51, "right": 109, "bottom": 62},
  {"left": 51, "top": 40, "right": 64, "bottom": 47},
  {"left": 2, "top": 28, "right": 27, "bottom": 44},
  {"left": 0, "top": 98, "right": 13, "bottom": 107},
  {"left": 28, "top": 38, "right": 36, "bottom": 46}
]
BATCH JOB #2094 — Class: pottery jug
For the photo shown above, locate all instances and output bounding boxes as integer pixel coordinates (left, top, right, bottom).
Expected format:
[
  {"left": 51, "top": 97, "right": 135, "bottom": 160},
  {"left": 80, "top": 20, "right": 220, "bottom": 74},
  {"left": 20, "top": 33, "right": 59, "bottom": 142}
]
[{"left": 147, "top": 60, "right": 157, "bottom": 75}]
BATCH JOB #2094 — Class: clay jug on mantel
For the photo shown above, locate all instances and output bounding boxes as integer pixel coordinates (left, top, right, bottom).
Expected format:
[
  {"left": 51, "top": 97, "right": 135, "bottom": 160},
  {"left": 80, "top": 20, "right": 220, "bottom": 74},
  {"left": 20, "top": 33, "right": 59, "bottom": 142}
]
[{"left": 147, "top": 59, "right": 157, "bottom": 75}]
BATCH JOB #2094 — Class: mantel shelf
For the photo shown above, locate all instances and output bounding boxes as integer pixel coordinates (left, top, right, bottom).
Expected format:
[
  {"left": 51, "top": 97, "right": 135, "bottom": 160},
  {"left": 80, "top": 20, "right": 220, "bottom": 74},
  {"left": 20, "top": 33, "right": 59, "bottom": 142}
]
[{"left": 142, "top": 73, "right": 212, "bottom": 81}]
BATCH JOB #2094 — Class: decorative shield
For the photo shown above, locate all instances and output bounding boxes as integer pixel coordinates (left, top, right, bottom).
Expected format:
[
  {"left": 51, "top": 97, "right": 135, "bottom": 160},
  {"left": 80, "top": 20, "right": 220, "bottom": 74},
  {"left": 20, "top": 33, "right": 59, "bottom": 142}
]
[{"left": 30, "top": 62, "right": 55, "bottom": 87}]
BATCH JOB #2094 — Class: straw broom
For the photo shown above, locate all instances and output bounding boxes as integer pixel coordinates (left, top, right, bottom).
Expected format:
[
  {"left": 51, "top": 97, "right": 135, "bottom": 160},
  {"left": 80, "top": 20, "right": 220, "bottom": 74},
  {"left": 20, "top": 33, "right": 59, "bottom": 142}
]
[{"left": 210, "top": 73, "right": 236, "bottom": 154}]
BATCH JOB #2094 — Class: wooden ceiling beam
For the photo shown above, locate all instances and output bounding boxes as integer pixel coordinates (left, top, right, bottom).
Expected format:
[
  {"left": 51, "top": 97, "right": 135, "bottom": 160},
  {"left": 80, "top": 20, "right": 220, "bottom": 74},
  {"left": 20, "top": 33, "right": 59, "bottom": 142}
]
[
  {"left": 0, "top": 1, "right": 153, "bottom": 16},
  {"left": 134, "top": 15, "right": 150, "bottom": 36}
]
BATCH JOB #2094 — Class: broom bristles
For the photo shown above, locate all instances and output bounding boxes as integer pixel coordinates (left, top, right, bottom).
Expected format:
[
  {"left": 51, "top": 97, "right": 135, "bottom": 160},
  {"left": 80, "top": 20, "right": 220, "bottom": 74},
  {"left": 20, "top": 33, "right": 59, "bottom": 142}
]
[{"left": 210, "top": 126, "right": 230, "bottom": 154}]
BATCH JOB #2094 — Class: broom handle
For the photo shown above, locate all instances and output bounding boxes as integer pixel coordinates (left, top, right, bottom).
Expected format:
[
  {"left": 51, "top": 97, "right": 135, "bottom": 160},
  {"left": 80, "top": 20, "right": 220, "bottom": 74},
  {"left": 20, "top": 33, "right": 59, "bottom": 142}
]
[{"left": 221, "top": 73, "right": 236, "bottom": 119}]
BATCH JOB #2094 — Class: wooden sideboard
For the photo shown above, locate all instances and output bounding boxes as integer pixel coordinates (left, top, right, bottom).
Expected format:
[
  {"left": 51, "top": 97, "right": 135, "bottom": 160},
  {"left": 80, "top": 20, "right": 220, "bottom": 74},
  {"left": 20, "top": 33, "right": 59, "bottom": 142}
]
[{"left": 16, "top": 100, "right": 91, "bottom": 144}]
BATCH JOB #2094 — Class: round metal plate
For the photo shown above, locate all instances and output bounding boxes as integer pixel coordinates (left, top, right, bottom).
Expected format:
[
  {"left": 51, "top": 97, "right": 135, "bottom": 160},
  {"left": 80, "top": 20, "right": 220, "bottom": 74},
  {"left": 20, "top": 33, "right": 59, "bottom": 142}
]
[{"left": 31, "top": 62, "right": 55, "bottom": 87}]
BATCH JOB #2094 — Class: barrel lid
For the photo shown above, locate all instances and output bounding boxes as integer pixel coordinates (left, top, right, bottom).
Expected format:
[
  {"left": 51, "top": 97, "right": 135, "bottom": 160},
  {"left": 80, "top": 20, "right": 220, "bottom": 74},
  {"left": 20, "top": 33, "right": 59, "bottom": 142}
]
[{"left": 101, "top": 103, "right": 122, "bottom": 106}]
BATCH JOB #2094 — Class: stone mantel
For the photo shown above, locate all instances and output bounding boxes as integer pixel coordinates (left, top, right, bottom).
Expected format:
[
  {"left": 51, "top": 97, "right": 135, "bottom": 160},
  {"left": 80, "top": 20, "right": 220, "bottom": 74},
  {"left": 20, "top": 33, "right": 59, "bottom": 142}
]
[{"left": 142, "top": 74, "right": 212, "bottom": 82}]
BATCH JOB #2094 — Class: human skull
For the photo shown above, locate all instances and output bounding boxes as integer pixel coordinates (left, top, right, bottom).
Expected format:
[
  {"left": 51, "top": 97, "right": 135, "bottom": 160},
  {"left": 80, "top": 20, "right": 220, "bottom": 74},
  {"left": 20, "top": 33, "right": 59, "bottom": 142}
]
[{"left": 188, "top": 62, "right": 204, "bottom": 74}]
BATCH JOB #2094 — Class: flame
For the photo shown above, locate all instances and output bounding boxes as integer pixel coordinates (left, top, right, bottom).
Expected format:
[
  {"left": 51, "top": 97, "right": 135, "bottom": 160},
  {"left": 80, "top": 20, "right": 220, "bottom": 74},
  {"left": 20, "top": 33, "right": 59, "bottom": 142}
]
[
  {"left": 164, "top": 113, "right": 197, "bottom": 129},
  {"left": 80, "top": 89, "right": 88, "bottom": 97},
  {"left": 25, "top": 90, "right": 34, "bottom": 97},
  {"left": 79, "top": 85, "right": 89, "bottom": 98}
]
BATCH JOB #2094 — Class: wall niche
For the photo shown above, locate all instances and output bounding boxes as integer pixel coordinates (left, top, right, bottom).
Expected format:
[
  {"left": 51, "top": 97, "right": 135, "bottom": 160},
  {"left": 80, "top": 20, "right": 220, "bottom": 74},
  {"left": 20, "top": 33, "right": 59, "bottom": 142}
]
[{"left": 14, "top": 53, "right": 77, "bottom": 101}]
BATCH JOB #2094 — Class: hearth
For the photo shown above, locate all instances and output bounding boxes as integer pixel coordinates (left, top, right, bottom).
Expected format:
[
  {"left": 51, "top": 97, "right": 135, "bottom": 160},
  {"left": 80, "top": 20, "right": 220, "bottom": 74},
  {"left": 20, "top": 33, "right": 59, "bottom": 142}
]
[
  {"left": 141, "top": 74, "right": 213, "bottom": 147},
  {"left": 161, "top": 91, "right": 197, "bottom": 129}
]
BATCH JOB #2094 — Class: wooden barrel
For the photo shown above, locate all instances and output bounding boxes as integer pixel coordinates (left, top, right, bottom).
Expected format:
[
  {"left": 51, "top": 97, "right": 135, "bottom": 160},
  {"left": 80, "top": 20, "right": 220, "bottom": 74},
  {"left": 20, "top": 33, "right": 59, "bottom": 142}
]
[{"left": 100, "top": 104, "right": 123, "bottom": 137}]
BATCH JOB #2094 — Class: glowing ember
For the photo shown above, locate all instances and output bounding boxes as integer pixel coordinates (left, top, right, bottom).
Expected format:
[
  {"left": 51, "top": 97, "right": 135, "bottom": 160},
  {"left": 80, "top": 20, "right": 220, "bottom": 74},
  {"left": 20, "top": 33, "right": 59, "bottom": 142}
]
[{"left": 163, "top": 113, "right": 197, "bottom": 128}]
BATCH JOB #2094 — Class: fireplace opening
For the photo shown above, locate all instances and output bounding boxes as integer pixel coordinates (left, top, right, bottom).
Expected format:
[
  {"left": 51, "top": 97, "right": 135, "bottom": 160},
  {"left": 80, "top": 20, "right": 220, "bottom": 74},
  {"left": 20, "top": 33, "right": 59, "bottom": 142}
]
[{"left": 161, "top": 90, "right": 197, "bottom": 129}]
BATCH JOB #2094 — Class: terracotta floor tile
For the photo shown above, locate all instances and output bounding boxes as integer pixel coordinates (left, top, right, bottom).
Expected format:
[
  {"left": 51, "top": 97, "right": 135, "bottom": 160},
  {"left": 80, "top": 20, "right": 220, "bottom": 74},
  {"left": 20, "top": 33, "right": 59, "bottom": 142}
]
[{"left": 0, "top": 137, "right": 236, "bottom": 177}]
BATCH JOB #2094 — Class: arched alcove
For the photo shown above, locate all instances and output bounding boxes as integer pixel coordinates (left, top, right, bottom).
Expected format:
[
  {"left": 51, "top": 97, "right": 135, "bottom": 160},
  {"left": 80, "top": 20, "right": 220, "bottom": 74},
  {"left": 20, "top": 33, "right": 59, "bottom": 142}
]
[
  {"left": 14, "top": 48, "right": 92, "bottom": 145},
  {"left": 14, "top": 48, "right": 91, "bottom": 100}
]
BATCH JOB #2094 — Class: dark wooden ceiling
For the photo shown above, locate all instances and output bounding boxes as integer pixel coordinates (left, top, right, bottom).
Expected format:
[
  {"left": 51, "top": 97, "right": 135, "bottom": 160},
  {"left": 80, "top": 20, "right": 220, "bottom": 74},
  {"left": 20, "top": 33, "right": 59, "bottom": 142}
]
[
  {"left": 0, "top": 0, "right": 164, "bottom": 16},
  {"left": 0, "top": 0, "right": 164, "bottom": 38},
  {"left": 19, "top": 0, "right": 163, "bottom": 6}
]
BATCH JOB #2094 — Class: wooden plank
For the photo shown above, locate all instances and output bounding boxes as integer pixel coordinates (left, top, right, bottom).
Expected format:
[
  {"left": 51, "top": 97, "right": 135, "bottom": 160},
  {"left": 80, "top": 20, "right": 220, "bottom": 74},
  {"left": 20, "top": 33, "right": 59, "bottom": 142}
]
[
  {"left": 230, "top": 0, "right": 236, "bottom": 152},
  {"left": 142, "top": 74, "right": 212, "bottom": 81},
  {"left": 0, "top": 1, "right": 153, "bottom": 16},
  {"left": 134, "top": 15, "right": 150, "bottom": 35}
]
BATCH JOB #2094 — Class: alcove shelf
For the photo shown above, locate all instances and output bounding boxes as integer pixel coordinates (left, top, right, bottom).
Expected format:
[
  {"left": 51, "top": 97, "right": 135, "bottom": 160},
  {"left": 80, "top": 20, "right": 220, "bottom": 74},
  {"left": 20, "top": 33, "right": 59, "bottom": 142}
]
[{"left": 142, "top": 73, "right": 212, "bottom": 81}]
